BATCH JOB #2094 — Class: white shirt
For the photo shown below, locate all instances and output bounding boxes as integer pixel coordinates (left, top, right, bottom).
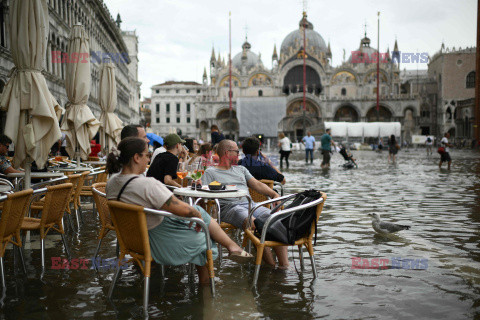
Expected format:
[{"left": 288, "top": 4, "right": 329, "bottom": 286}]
[
  {"left": 441, "top": 137, "right": 449, "bottom": 153},
  {"left": 279, "top": 137, "right": 291, "bottom": 151}
]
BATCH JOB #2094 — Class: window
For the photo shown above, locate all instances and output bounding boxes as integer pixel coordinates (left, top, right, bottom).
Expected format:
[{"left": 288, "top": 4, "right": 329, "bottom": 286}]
[
  {"left": 156, "top": 117, "right": 160, "bottom": 123},
  {"left": 155, "top": 104, "right": 159, "bottom": 112},
  {"left": 186, "top": 89, "right": 190, "bottom": 93},
  {"left": 176, "top": 90, "right": 179, "bottom": 93},
  {"left": 258, "top": 90, "right": 263, "bottom": 96},
  {"left": 466, "top": 71, "right": 475, "bottom": 88},
  {"left": 341, "top": 88, "right": 346, "bottom": 96},
  {"left": 166, "top": 117, "right": 170, "bottom": 123},
  {"left": 155, "top": 90, "right": 159, "bottom": 94},
  {"left": 186, "top": 103, "right": 190, "bottom": 113},
  {"left": 176, "top": 117, "right": 180, "bottom": 123},
  {"left": 187, "top": 117, "right": 191, "bottom": 123},
  {"left": 176, "top": 103, "right": 180, "bottom": 112},
  {"left": 166, "top": 103, "right": 170, "bottom": 112},
  {"left": 197, "top": 89, "right": 201, "bottom": 93}
]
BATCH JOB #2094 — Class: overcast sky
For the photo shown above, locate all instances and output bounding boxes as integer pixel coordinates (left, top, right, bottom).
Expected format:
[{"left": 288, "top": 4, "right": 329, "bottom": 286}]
[{"left": 103, "top": 0, "right": 477, "bottom": 99}]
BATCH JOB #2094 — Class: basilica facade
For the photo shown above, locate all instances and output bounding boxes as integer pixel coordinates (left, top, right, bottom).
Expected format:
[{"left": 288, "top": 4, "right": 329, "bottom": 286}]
[{"left": 195, "top": 12, "right": 419, "bottom": 142}]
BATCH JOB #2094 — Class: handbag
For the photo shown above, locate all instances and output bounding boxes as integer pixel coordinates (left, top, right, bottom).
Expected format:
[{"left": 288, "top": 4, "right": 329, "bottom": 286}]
[{"left": 254, "top": 190, "right": 322, "bottom": 245}]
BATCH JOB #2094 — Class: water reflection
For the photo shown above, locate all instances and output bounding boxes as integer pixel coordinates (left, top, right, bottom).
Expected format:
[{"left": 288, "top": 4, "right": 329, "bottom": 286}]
[{"left": 1, "top": 149, "right": 480, "bottom": 318}]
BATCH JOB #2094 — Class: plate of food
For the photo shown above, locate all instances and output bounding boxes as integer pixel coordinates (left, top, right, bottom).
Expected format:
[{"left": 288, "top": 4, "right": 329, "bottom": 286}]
[{"left": 196, "top": 181, "right": 238, "bottom": 193}]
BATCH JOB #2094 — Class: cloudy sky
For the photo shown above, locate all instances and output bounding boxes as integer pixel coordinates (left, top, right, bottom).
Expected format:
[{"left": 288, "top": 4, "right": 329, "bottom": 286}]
[{"left": 103, "top": 0, "right": 477, "bottom": 99}]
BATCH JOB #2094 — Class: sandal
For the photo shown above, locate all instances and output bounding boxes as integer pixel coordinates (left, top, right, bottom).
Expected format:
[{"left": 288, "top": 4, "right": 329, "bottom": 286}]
[{"left": 227, "top": 250, "right": 254, "bottom": 263}]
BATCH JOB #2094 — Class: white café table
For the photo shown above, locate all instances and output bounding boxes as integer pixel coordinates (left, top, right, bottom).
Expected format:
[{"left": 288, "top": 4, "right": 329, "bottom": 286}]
[
  {"left": 172, "top": 187, "right": 252, "bottom": 225},
  {"left": 6, "top": 171, "right": 66, "bottom": 190},
  {"left": 82, "top": 161, "right": 106, "bottom": 166},
  {"left": 48, "top": 166, "right": 92, "bottom": 173}
]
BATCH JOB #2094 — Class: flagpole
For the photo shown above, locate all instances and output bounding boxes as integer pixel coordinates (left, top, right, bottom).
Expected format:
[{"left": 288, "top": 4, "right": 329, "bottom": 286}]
[
  {"left": 376, "top": 11, "right": 380, "bottom": 122},
  {"left": 302, "top": 11, "right": 307, "bottom": 137},
  {"left": 229, "top": 11, "right": 233, "bottom": 140}
]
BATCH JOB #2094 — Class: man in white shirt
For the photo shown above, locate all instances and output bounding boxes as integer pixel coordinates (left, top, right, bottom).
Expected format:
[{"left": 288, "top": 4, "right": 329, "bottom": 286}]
[{"left": 439, "top": 132, "right": 452, "bottom": 170}]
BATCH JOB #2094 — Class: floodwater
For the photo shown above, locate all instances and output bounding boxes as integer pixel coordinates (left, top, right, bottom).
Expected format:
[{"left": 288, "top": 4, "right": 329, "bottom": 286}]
[{"left": 2, "top": 148, "right": 480, "bottom": 319}]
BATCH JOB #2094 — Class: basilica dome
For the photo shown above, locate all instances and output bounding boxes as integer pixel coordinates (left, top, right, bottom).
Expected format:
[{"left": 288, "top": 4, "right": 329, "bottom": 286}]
[
  {"left": 348, "top": 35, "right": 379, "bottom": 64},
  {"left": 280, "top": 13, "right": 328, "bottom": 61},
  {"left": 232, "top": 40, "right": 262, "bottom": 71}
]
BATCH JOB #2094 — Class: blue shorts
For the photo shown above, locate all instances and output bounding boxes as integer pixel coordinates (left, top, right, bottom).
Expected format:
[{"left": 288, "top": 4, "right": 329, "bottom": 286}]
[{"left": 221, "top": 202, "right": 271, "bottom": 228}]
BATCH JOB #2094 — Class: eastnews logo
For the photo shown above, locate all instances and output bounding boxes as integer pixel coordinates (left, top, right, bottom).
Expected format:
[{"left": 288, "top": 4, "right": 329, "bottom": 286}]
[
  {"left": 51, "top": 257, "right": 132, "bottom": 270},
  {"left": 51, "top": 51, "right": 129, "bottom": 64},
  {"left": 351, "top": 51, "right": 429, "bottom": 64},
  {"left": 351, "top": 257, "right": 428, "bottom": 270}
]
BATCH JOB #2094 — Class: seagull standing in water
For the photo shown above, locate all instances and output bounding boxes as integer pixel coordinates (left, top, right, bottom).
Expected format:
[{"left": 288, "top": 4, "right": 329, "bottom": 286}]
[{"left": 368, "top": 213, "right": 410, "bottom": 234}]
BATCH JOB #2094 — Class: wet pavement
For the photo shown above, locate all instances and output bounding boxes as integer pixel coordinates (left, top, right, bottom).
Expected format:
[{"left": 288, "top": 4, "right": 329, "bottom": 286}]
[{"left": 2, "top": 148, "right": 480, "bottom": 319}]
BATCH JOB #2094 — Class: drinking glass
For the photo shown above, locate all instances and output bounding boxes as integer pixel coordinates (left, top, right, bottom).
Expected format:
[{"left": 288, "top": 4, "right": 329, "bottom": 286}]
[{"left": 177, "top": 162, "right": 187, "bottom": 187}]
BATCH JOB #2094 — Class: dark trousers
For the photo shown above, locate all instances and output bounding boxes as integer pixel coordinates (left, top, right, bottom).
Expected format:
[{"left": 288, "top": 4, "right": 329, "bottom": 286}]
[
  {"left": 305, "top": 148, "right": 313, "bottom": 163},
  {"left": 279, "top": 150, "right": 291, "bottom": 169}
]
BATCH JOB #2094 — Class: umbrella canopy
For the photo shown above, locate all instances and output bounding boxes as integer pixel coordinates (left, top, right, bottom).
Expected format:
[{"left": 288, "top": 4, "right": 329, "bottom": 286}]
[
  {"left": 146, "top": 133, "right": 164, "bottom": 146},
  {"left": 0, "top": 0, "right": 62, "bottom": 169},
  {"left": 60, "top": 24, "right": 100, "bottom": 160},
  {"left": 99, "top": 63, "right": 122, "bottom": 151}
]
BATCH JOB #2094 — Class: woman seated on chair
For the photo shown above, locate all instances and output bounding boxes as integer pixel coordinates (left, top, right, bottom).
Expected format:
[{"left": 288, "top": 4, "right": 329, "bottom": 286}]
[{"left": 106, "top": 137, "right": 252, "bottom": 285}]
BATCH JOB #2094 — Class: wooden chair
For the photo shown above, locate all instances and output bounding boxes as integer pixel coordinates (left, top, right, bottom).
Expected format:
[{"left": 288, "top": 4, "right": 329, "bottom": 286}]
[
  {"left": 91, "top": 183, "right": 116, "bottom": 259},
  {"left": 248, "top": 179, "right": 275, "bottom": 209},
  {"left": 0, "top": 189, "right": 34, "bottom": 288},
  {"left": 107, "top": 200, "right": 215, "bottom": 315},
  {"left": 20, "top": 183, "right": 73, "bottom": 276},
  {"left": 243, "top": 192, "right": 327, "bottom": 286},
  {"left": 80, "top": 168, "right": 107, "bottom": 214},
  {"left": 88, "top": 156, "right": 100, "bottom": 162}
]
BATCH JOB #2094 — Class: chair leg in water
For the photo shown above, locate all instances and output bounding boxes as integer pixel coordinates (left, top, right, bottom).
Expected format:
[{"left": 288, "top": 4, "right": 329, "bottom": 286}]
[
  {"left": 15, "top": 237, "right": 27, "bottom": 274},
  {"left": 108, "top": 265, "right": 122, "bottom": 298},
  {"left": 306, "top": 243, "right": 318, "bottom": 278},
  {"left": 61, "top": 234, "right": 71, "bottom": 261},
  {"left": 75, "top": 208, "right": 81, "bottom": 231},
  {"left": 143, "top": 276, "right": 150, "bottom": 316},
  {"left": 298, "top": 245, "right": 305, "bottom": 270},
  {"left": 93, "top": 238, "right": 103, "bottom": 260},
  {"left": 252, "top": 244, "right": 265, "bottom": 287},
  {"left": 0, "top": 257, "right": 5, "bottom": 288}
]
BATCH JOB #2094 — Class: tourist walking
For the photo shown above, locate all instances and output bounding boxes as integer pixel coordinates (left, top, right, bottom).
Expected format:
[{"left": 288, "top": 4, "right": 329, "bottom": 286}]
[
  {"left": 277, "top": 132, "right": 291, "bottom": 169},
  {"left": 320, "top": 129, "right": 336, "bottom": 169},
  {"left": 302, "top": 131, "right": 315, "bottom": 164},
  {"left": 388, "top": 135, "right": 399, "bottom": 163},
  {"left": 439, "top": 132, "right": 452, "bottom": 170},
  {"left": 425, "top": 136, "right": 433, "bottom": 156}
]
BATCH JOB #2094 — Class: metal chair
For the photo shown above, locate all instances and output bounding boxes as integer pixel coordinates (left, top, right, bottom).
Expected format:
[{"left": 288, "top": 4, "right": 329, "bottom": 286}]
[
  {"left": 0, "top": 189, "right": 34, "bottom": 288},
  {"left": 20, "top": 183, "right": 73, "bottom": 277},
  {"left": 107, "top": 200, "right": 215, "bottom": 316},
  {"left": 91, "top": 183, "right": 117, "bottom": 260},
  {"left": 243, "top": 192, "right": 327, "bottom": 286}
]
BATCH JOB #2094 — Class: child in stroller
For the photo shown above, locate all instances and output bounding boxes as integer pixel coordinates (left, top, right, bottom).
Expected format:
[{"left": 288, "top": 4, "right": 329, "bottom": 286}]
[{"left": 339, "top": 145, "right": 358, "bottom": 169}]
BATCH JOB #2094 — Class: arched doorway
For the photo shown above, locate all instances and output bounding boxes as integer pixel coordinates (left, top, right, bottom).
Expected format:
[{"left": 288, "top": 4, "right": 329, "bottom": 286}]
[
  {"left": 282, "top": 65, "right": 322, "bottom": 95},
  {"left": 334, "top": 105, "right": 359, "bottom": 122},
  {"left": 199, "top": 121, "right": 208, "bottom": 142},
  {"left": 283, "top": 99, "right": 321, "bottom": 141},
  {"left": 216, "top": 109, "right": 239, "bottom": 140},
  {"left": 366, "top": 105, "right": 392, "bottom": 122}
]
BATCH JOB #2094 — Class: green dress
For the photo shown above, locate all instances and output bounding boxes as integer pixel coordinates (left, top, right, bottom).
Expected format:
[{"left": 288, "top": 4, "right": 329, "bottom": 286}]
[{"left": 148, "top": 205, "right": 218, "bottom": 266}]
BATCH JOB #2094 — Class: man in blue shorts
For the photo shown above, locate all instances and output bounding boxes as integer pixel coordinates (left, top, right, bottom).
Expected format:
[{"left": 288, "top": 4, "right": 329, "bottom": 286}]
[{"left": 202, "top": 139, "right": 289, "bottom": 269}]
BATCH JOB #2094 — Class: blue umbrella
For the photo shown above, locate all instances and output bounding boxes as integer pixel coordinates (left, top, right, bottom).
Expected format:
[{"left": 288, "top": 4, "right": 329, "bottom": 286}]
[{"left": 146, "top": 133, "right": 164, "bottom": 146}]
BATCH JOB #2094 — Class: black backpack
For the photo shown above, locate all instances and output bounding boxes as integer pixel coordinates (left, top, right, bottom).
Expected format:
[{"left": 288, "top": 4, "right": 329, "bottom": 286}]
[{"left": 254, "top": 190, "right": 322, "bottom": 245}]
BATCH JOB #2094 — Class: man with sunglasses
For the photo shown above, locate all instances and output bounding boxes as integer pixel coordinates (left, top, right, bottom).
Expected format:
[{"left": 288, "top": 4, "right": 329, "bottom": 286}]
[
  {"left": 0, "top": 135, "right": 22, "bottom": 174},
  {"left": 202, "top": 139, "right": 289, "bottom": 269}
]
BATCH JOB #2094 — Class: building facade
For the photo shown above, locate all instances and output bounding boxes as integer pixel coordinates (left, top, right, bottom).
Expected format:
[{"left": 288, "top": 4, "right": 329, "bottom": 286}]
[
  {"left": 150, "top": 81, "right": 203, "bottom": 137},
  {"left": 0, "top": 0, "right": 141, "bottom": 134},
  {"left": 193, "top": 12, "right": 420, "bottom": 142}
]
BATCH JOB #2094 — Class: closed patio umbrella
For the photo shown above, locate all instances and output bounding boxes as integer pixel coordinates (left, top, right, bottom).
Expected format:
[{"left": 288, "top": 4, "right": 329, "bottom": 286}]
[
  {"left": 99, "top": 62, "right": 122, "bottom": 152},
  {"left": 60, "top": 24, "right": 100, "bottom": 164},
  {"left": 0, "top": 0, "right": 62, "bottom": 188}
]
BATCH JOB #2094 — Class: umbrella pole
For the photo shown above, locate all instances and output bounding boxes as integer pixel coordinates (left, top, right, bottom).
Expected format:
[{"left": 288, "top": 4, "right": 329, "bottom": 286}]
[{"left": 76, "top": 142, "right": 81, "bottom": 168}]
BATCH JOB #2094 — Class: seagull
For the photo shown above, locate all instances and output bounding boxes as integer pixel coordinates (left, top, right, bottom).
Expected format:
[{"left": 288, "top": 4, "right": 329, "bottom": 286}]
[{"left": 368, "top": 213, "right": 410, "bottom": 234}]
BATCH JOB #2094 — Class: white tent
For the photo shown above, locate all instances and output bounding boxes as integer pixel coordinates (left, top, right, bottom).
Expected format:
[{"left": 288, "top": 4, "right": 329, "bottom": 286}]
[{"left": 324, "top": 122, "right": 401, "bottom": 138}]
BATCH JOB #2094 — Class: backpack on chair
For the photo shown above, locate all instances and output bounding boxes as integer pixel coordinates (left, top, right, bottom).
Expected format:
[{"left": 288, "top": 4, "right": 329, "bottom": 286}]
[{"left": 254, "top": 189, "right": 322, "bottom": 245}]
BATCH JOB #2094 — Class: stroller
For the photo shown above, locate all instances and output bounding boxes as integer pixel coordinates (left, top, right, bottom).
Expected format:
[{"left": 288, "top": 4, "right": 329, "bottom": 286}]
[{"left": 339, "top": 146, "right": 358, "bottom": 169}]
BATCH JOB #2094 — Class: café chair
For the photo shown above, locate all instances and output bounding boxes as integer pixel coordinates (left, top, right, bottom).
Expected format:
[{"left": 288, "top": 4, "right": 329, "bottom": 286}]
[
  {"left": 107, "top": 200, "right": 216, "bottom": 316},
  {"left": 0, "top": 189, "right": 34, "bottom": 288},
  {"left": 91, "top": 183, "right": 117, "bottom": 260},
  {"left": 243, "top": 192, "right": 327, "bottom": 286}
]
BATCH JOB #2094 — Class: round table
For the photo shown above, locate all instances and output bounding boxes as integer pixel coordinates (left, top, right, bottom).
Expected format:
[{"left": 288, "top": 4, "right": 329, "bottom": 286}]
[
  {"left": 173, "top": 187, "right": 252, "bottom": 264},
  {"left": 48, "top": 166, "right": 92, "bottom": 172},
  {"left": 173, "top": 187, "right": 252, "bottom": 224},
  {"left": 82, "top": 161, "right": 106, "bottom": 166},
  {"left": 6, "top": 172, "right": 65, "bottom": 179}
]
